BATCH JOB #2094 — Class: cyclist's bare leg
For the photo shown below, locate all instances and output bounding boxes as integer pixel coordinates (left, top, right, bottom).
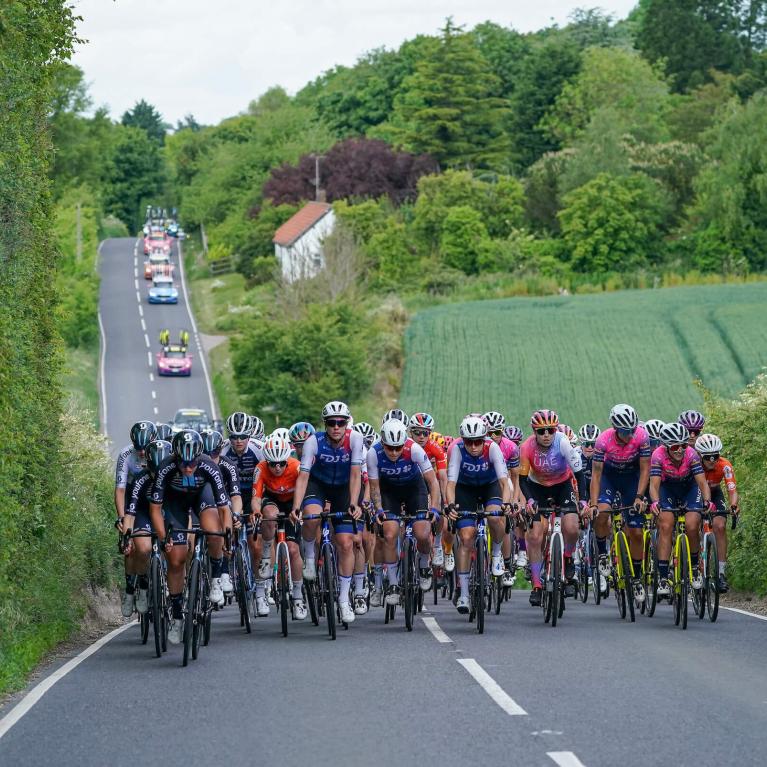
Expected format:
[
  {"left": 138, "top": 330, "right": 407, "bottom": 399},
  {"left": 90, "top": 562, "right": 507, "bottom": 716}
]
[
  {"left": 594, "top": 507, "right": 612, "bottom": 557},
  {"left": 442, "top": 517, "right": 454, "bottom": 554},
  {"left": 656, "top": 511, "right": 674, "bottom": 583},
  {"left": 713, "top": 514, "right": 727, "bottom": 563},
  {"left": 525, "top": 519, "right": 545, "bottom": 589},
  {"left": 200, "top": 508, "right": 224, "bottom": 581}
]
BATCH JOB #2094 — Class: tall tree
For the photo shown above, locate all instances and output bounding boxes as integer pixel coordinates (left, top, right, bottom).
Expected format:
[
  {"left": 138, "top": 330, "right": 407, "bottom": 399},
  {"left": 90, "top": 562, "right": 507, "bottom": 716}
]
[
  {"left": 385, "top": 19, "right": 511, "bottom": 169},
  {"left": 121, "top": 99, "right": 167, "bottom": 144}
]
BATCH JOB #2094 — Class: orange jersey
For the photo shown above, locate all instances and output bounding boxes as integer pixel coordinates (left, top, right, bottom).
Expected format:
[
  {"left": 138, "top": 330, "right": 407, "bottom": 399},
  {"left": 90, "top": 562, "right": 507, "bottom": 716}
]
[
  {"left": 423, "top": 439, "right": 447, "bottom": 472},
  {"left": 703, "top": 457, "right": 737, "bottom": 492},
  {"left": 253, "top": 458, "right": 300, "bottom": 502}
]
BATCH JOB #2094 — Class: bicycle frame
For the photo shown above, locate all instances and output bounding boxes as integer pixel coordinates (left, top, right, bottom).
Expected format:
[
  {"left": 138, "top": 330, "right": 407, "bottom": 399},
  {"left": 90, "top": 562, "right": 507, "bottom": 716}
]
[{"left": 671, "top": 509, "right": 694, "bottom": 589}]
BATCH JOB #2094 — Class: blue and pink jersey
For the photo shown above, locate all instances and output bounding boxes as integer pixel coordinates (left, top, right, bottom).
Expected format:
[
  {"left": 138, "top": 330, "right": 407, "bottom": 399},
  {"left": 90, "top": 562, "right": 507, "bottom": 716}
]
[
  {"left": 593, "top": 427, "right": 651, "bottom": 474},
  {"left": 496, "top": 436, "right": 520, "bottom": 470},
  {"left": 650, "top": 446, "right": 703, "bottom": 484}
]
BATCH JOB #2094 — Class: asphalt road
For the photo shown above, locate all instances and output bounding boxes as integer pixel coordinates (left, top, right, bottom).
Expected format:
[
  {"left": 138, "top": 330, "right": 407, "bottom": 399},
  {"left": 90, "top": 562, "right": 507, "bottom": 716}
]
[
  {"left": 98, "top": 236, "right": 217, "bottom": 455},
  {"left": 1, "top": 237, "right": 766, "bottom": 766}
]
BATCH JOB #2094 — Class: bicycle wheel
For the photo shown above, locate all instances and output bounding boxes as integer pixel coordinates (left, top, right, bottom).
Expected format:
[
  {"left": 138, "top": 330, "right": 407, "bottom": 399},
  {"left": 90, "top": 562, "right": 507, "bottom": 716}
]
[
  {"left": 578, "top": 542, "right": 589, "bottom": 604},
  {"left": 550, "top": 536, "right": 562, "bottom": 628},
  {"left": 183, "top": 559, "right": 199, "bottom": 667},
  {"left": 404, "top": 542, "right": 414, "bottom": 632},
  {"left": 306, "top": 580, "right": 319, "bottom": 625},
  {"left": 679, "top": 537, "right": 689, "bottom": 630},
  {"left": 618, "top": 533, "right": 635, "bottom": 623},
  {"left": 693, "top": 555, "right": 705, "bottom": 620},
  {"left": 201, "top": 574, "right": 212, "bottom": 648},
  {"left": 235, "top": 548, "right": 251, "bottom": 634},
  {"left": 321, "top": 550, "right": 336, "bottom": 640},
  {"left": 278, "top": 545, "right": 289, "bottom": 637},
  {"left": 590, "top": 530, "right": 601, "bottom": 605},
  {"left": 494, "top": 575, "right": 503, "bottom": 615},
  {"left": 151, "top": 556, "right": 163, "bottom": 657},
  {"left": 140, "top": 611, "right": 149, "bottom": 645},
  {"left": 705, "top": 535, "right": 719, "bottom": 623},
  {"left": 644, "top": 533, "right": 658, "bottom": 618},
  {"left": 475, "top": 540, "right": 485, "bottom": 634}
]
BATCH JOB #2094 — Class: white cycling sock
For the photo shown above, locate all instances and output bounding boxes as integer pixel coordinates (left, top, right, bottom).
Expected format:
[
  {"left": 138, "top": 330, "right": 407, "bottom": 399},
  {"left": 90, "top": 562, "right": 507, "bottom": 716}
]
[
  {"left": 303, "top": 539, "right": 316, "bottom": 561},
  {"left": 353, "top": 572, "right": 365, "bottom": 592},
  {"left": 719, "top": 561, "right": 726, "bottom": 575},
  {"left": 292, "top": 579, "right": 303, "bottom": 600},
  {"left": 492, "top": 541, "right": 502, "bottom": 556},
  {"left": 339, "top": 575, "right": 352, "bottom": 603},
  {"left": 386, "top": 562, "right": 399, "bottom": 587},
  {"left": 255, "top": 580, "right": 266, "bottom": 597},
  {"left": 458, "top": 571, "right": 469, "bottom": 594}
]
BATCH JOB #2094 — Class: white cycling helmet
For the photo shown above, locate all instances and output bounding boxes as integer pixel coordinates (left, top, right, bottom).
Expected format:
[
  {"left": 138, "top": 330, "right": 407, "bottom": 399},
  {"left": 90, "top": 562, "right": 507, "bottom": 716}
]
[
  {"left": 263, "top": 435, "right": 292, "bottom": 463},
  {"left": 381, "top": 408, "right": 409, "bottom": 428},
  {"left": 695, "top": 433, "right": 722, "bottom": 455},
  {"left": 249, "top": 415, "right": 265, "bottom": 441},
  {"left": 353, "top": 421, "right": 376, "bottom": 447},
  {"left": 380, "top": 418, "right": 408, "bottom": 447},
  {"left": 660, "top": 421, "right": 689, "bottom": 446},
  {"left": 578, "top": 423, "right": 601, "bottom": 443},
  {"left": 609, "top": 403, "right": 639, "bottom": 430},
  {"left": 226, "top": 411, "right": 252, "bottom": 437},
  {"left": 482, "top": 411, "right": 506, "bottom": 430},
  {"left": 321, "top": 401, "right": 351, "bottom": 421},
  {"left": 270, "top": 427, "right": 291, "bottom": 443},
  {"left": 644, "top": 419, "right": 665, "bottom": 441},
  {"left": 459, "top": 416, "right": 487, "bottom": 439}
]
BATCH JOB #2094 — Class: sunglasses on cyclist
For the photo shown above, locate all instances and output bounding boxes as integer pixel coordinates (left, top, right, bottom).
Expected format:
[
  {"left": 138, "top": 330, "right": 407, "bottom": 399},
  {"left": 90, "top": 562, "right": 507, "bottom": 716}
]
[
  {"left": 383, "top": 443, "right": 404, "bottom": 452},
  {"left": 616, "top": 427, "right": 636, "bottom": 436},
  {"left": 702, "top": 453, "right": 720, "bottom": 461},
  {"left": 581, "top": 441, "right": 595, "bottom": 448},
  {"left": 267, "top": 460, "right": 287, "bottom": 469},
  {"left": 668, "top": 443, "right": 686, "bottom": 452},
  {"left": 464, "top": 438, "right": 484, "bottom": 447},
  {"left": 230, "top": 433, "right": 249, "bottom": 440},
  {"left": 325, "top": 419, "right": 348, "bottom": 428},
  {"left": 535, "top": 427, "right": 556, "bottom": 436},
  {"left": 488, "top": 429, "right": 503, "bottom": 437},
  {"left": 181, "top": 459, "right": 200, "bottom": 468},
  {"left": 410, "top": 429, "right": 430, "bottom": 438}
]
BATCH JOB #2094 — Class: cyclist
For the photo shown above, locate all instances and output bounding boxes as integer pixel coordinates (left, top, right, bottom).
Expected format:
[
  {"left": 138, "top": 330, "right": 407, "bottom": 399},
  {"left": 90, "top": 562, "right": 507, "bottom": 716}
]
[
  {"left": 679, "top": 409, "right": 705, "bottom": 446},
  {"left": 695, "top": 433, "right": 739, "bottom": 593},
  {"left": 115, "top": 420, "right": 157, "bottom": 617},
  {"left": 446, "top": 415, "right": 511, "bottom": 614},
  {"left": 149, "top": 430, "right": 232, "bottom": 643},
  {"left": 249, "top": 415, "right": 266, "bottom": 443},
  {"left": 158, "top": 329, "right": 170, "bottom": 346},
  {"left": 291, "top": 401, "right": 364, "bottom": 625},
  {"left": 367, "top": 418, "right": 441, "bottom": 604},
  {"left": 289, "top": 421, "right": 316, "bottom": 460},
  {"left": 483, "top": 411, "right": 522, "bottom": 587},
  {"left": 589, "top": 404, "right": 651, "bottom": 601},
  {"left": 577, "top": 423, "right": 601, "bottom": 487},
  {"left": 382, "top": 408, "right": 409, "bottom": 429},
  {"left": 201, "top": 429, "right": 240, "bottom": 595},
  {"left": 644, "top": 419, "right": 665, "bottom": 450},
  {"left": 408, "top": 413, "right": 447, "bottom": 565},
  {"left": 649, "top": 422, "right": 712, "bottom": 598},
  {"left": 123, "top": 439, "right": 173, "bottom": 615},
  {"left": 252, "top": 434, "right": 307, "bottom": 619},
  {"left": 519, "top": 410, "right": 587, "bottom": 606},
  {"left": 503, "top": 425, "right": 524, "bottom": 446},
  {"left": 155, "top": 422, "right": 173, "bottom": 441}
]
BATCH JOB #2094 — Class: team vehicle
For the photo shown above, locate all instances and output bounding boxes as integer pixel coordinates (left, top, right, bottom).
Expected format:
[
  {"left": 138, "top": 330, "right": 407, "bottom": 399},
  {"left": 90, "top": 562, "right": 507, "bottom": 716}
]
[
  {"left": 143, "top": 231, "right": 172, "bottom": 256},
  {"left": 156, "top": 344, "right": 192, "bottom": 376},
  {"left": 147, "top": 274, "right": 178, "bottom": 304},
  {"left": 144, "top": 250, "right": 172, "bottom": 280},
  {"left": 171, "top": 408, "right": 211, "bottom": 434}
]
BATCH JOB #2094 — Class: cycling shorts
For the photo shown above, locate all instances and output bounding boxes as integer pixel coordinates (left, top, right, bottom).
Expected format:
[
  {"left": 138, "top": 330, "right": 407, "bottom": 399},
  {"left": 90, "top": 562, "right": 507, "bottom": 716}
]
[
  {"left": 659, "top": 480, "right": 704, "bottom": 512},
  {"left": 598, "top": 468, "right": 639, "bottom": 508},
  {"left": 127, "top": 507, "right": 152, "bottom": 535},
  {"left": 454, "top": 481, "right": 502, "bottom": 529},
  {"left": 527, "top": 478, "right": 577, "bottom": 520},
  {"left": 262, "top": 494, "right": 299, "bottom": 543},
  {"left": 710, "top": 486, "right": 728, "bottom": 516},
  {"left": 163, "top": 485, "right": 218, "bottom": 544},
  {"left": 302, "top": 477, "right": 354, "bottom": 533},
  {"left": 380, "top": 476, "right": 428, "bottom": 517}
]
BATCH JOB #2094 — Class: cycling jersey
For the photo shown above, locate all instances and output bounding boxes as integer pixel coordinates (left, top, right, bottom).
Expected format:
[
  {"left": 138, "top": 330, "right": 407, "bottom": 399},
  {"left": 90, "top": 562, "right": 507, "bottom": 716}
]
[
  {"left": 703, "top": 457, "right": 737, "bottom": 492},
  {"left": 366, "top": 439, "right": 433, "bottom": 485},
  {"left": 421, "top": 440, "right": 447, "bottom": 472},
  {"left": 151, "top": 455, "right": 229, "bottom": 507},
  {"left": 579, "top": 449, "right": 594, "bottom": 488},
  {"left": 519, "top": 432, "right": 581, "bottom": 486},
  {"left": 650, "top": 446, "right": 703, "bottom": 484},
  {"left": 447, "top": 439, "right": 508, "bottom": 486},
  {"left": 220, "top": 439, "right": 262, "bottom": 498},
  {"left": 253, "top": 458, "right": 300, "bottom": 502},
  {"left": 593, "top": 427, "right": 651, "bottom": 473},
  {"left": 300, "top": 429, "right": 363, "bottom": 486},
  {"left": 218, "top": 455, "right": 241, "bottom": 498},
  {"left": 115, "top": 444, "right": 145, "bottom": 489},
  {"left": 495, "top": 436, "right": 520, "bottom": 470}
]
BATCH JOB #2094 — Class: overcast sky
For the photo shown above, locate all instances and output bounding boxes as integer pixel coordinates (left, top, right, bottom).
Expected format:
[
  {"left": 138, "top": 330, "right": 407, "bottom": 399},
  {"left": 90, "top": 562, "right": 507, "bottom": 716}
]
[{"left": 72, "top": 0, "right": 637, "bottom": 126}]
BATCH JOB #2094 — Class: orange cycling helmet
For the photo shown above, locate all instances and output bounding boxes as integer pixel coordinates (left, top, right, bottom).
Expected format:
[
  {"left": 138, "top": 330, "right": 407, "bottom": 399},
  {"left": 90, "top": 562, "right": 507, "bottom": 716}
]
[
  {"left": 429, "top": 430, "right": 446, "bottom": 448},
  {"left": 530, "top": 409, "right": 559, "bottom": 429}
]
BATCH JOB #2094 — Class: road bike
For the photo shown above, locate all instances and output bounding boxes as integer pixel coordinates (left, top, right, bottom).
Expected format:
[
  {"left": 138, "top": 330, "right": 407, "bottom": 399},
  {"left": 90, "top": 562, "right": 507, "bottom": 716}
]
[
  {"left": 535, "top": 501, "right": 566, "bottom": 627},
  {"left": 668, "top": 506, "right": 693, "bottom": 630},
  {"left": 608, "top": 499, "right": 637, "bottom": 623},
  {"left": 640, "top": 511, "right": 659, "bottom": 617},
  {"left": 273, "top": 513, "right": 300, "bottom": 637},
  {"left": 694, "top": 510, "right": 719, "bottom": 622},
  {"left": 575, "top": 517, "right": 597, "bottom": 604},
  {"left": 231, "top": 514, "right": 255, "bottom": 633}
]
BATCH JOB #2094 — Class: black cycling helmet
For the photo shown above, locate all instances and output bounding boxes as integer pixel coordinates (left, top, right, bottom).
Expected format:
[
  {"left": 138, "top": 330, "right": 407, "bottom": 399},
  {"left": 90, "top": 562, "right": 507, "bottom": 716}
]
[
  {"left": 130, "top": 420, "right": 157, "bottom": 450},
  {"left": 147, "top": 440, "right": 172, "bottom": 473},
  {"left": 172, "top": 429, "right": 203, "bottom": 462},
  {"left": 200, "top": 429, "right": 224, "bottom": 455},
  {"left": 154, "top": 422, "right": 173, "bottom": 441}
]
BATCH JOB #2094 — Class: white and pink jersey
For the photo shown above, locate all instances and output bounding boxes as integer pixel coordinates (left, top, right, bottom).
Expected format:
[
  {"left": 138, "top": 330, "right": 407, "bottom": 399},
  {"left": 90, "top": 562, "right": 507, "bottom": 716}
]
[
  {"left": 650, "top": 446, "right": 703, "bottom": 483},
  {"left": 519, "top": 432, "right": 582, "bottom": 487},
  {"left": 593, "top": 427, "right": 651, "bottom": 473}
]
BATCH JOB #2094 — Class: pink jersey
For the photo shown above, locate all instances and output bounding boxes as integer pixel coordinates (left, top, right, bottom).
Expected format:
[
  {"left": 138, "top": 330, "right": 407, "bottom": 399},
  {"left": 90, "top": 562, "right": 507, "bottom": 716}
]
[
  {"left": 593, "top": 427, "right": 651, "bottom": 473},
  {"left": 519, "top": 433, "right": 580, "bottom": 486},
  {"left": 650, "top": 446, "right": 703, "bottom": 483},
  {"left": 496, "top": 437, "right": 520, "bottom": 469}
]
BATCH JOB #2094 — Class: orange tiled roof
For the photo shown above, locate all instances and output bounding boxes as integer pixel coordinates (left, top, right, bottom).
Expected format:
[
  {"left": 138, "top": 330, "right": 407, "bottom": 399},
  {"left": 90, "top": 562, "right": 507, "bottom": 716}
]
[{"left": 272, "top": 202, "right": 332, "bottom": 247}]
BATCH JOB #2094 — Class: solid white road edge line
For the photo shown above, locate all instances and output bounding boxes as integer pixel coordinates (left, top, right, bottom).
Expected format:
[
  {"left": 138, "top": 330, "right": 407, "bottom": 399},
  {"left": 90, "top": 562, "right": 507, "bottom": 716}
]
[
  {"left": 421, "top": 616, "right": 452, "bottom": 643},
  {"left": 721, "top": 606, "right": 767, "bottom": 621},
  {"left": 98, "top": 309, "right": 108, "bottom": 437},
  {"left": 0, "top": 622, "right": 135, "bottom": 741},
  {"left": 547, "top": 752, "right": 588, "bottom": 767},
  {"left": 456, "top": 658, "right": 527, "bottom": 716},
  {"left": 177, "top": 240, "right": 218, "bottom": 420}
]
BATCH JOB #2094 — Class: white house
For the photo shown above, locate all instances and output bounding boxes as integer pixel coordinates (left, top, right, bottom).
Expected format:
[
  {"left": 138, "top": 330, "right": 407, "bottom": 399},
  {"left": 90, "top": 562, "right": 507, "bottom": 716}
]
[{"left": 272, "top": 202, "right": 335, "bottom": 283}]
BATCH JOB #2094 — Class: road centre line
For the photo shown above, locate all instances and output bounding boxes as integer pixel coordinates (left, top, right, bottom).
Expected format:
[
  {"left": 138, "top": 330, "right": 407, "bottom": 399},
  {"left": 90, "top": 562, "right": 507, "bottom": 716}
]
[
  {"left": 149, "top": 373, "right": 154, "bottom": 382},
  {"left": 136, "top": 291, "right": 141, "bottom": 303},
  {"left": 138, "top": 304, "right": 143, "bottom": 317},
  {"left": 147, "top": 351, "right": 152, "bottom": 366},
  {"left": 547, "top": 752, "right": 588, "bottom": 767},
  {"left": 151, "top": 390, "right": 156, "bottom": 400},
  {"left": 421, "top": 615, "right": 451, "bottom": 643},
  {"left": 133, "top": 267, "right": 138, "bottom": 278},
  {"left": 140, "top": 318, "right": 146, "bottom": 332},
  {"left": 134, "top": 278, "right": 139, "bottom": 290},
  {"left": 0, "top": 622, "right": 135, "bottom": 740},
  {"left": 153, "top": 406, "right": 159, "bottom": 415},
  {"left": 456, "top": 658, "right": 527, "bottom": 716},
  {"left": 144, "top": 333, "right": 150, "bottom": 348}
]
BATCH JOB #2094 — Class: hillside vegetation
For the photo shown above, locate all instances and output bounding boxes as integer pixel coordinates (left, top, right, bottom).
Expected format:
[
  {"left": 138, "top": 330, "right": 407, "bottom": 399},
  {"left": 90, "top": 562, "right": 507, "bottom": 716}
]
[{"left": 400, "top": 282, "right": 767, "bottom": 427}]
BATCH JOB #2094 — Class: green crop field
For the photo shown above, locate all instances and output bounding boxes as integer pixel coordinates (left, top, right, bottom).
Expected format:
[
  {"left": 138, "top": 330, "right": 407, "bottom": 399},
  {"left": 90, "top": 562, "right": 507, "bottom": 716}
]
[{"left": 399, "top": 283, "right": 767, "bottom": 432}]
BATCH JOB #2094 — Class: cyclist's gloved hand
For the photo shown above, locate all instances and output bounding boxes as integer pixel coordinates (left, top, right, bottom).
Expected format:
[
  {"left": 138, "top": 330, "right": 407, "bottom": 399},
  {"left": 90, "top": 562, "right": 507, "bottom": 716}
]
[
  {"left": 730, "top": 503, "right": 740, "bottom": 516},
  {"left": 579, "top": 500, "right": 589, "bottom": 514},
  {"left": 374, "top": 509, "right": 386, "bottom": 525},
  {"left": 289, "top": 508, "right": 301, "bottom": 524},
  {"left": 650, "top": 501, "right": 660, "bottom": 515},
  {"left": 446, "top": 503, "right": 458, "bottom": 521},
  {"left": 349, "top": 504, "right": 362, "bottom": 520},
  {"left": 633, "top": 495, "right": 646, "bottom": 513},
  {"left": 526, "top": 498, "right": 536, "bottom": 512},
  {"left": 707, "top": 501, "right": 716, "bottom": 514}
]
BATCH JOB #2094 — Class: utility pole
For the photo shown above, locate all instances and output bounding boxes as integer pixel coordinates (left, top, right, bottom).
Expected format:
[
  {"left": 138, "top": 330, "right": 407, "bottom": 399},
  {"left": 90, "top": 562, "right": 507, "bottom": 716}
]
[
  {"left": 76, "top": 201, "right": 82, "bottom": 262},
  {"left": 311, "top": 154, "right": 324, "bottom": 202}
]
